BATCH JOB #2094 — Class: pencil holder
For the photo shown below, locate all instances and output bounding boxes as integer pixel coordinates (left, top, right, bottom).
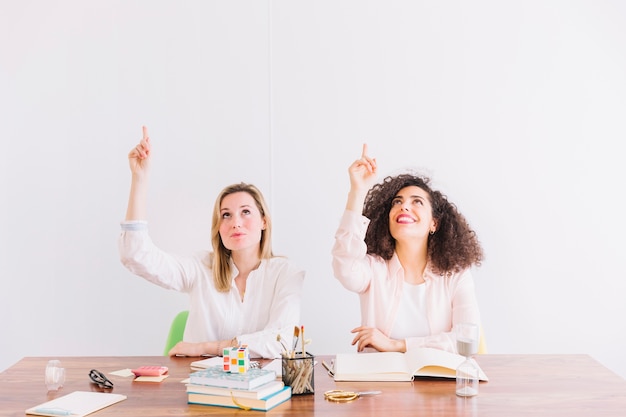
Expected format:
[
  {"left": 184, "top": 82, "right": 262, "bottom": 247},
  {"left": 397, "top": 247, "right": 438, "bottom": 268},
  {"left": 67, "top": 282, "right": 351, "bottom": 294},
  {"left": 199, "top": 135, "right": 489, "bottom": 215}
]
[{"left": 281, "top": 352, "right": 314, "bottom": 395}]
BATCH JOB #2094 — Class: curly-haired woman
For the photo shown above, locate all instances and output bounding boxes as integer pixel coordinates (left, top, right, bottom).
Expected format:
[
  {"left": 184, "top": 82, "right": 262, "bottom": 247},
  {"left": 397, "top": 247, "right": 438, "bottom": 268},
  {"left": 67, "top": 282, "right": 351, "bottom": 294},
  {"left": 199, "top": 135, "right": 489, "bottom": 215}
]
[{"left": 332, "top": 144, "right": 484, "bottom": 354}]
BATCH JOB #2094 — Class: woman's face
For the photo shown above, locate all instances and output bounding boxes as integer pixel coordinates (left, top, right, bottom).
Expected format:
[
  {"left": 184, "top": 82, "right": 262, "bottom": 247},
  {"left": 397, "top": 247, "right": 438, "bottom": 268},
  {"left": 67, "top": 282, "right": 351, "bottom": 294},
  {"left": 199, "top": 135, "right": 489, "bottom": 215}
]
[
  {"left": 388, "top": 185, "right": 436, "bottom": 243},
  {"left": 218, "top": 192, "right": 266, "bottom": 253}
]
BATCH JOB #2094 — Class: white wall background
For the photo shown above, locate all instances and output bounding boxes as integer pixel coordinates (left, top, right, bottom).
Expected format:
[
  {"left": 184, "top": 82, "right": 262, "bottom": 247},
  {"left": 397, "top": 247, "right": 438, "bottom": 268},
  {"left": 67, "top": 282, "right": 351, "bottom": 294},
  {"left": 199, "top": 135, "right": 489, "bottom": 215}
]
[{"left": 2, "top": 1, "right": 626, "bottom": 379}]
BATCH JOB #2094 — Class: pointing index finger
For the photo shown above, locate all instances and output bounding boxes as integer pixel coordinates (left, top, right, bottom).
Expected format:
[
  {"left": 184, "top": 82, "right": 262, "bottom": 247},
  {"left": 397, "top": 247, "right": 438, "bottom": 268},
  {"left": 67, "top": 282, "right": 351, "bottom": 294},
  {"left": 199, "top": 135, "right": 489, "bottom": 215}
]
[{"left": 360, "top": 143, "right": 376, "bottom": 172}]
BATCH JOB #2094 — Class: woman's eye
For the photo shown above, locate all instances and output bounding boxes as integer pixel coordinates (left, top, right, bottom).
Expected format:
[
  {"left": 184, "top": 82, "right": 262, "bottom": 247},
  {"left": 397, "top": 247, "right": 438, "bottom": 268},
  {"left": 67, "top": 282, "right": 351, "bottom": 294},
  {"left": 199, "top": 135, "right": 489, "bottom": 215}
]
[
  {"left": 222, "top": 212, "right": 231, "bottom": 219},
  {"left": 242, "top": 209, "right": 251, "bottom": 215},
  {"left": 392, "top": 199, "right": 401, "bottom": 206}
]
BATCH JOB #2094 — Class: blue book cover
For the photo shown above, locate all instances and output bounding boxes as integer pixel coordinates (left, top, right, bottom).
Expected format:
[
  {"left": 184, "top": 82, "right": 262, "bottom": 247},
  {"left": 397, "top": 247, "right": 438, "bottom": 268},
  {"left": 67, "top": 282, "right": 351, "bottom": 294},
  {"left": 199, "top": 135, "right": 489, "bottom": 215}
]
[{"left": 189, "top": 365, "right": 277, "bottom": 390}]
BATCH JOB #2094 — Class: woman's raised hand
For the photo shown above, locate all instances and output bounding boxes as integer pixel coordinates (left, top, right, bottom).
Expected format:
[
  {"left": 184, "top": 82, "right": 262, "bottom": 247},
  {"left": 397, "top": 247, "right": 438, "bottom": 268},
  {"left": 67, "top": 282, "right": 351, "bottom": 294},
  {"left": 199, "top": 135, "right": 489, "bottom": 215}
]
[
  {"left": 124, "top": 126, "right": 152, "bottom": 220},
  {"left": 128, "top": 126, "right": 152, "bottom": 177},
  {"left": 348, "top": 143, "right": 377, "bottom": 193}
]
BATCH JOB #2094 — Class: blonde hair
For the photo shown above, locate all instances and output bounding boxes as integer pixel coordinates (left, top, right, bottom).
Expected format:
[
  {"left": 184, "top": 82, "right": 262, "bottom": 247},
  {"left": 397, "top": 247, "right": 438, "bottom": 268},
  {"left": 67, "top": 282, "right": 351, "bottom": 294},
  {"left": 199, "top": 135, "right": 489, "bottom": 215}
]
[{"left": 210, "top": 183, "right": 273, "bottom": 292}]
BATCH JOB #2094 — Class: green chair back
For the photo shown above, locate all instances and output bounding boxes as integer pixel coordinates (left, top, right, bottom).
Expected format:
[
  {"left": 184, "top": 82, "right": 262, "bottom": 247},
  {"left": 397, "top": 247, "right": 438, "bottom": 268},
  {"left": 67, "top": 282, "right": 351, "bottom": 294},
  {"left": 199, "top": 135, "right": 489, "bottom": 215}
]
[{"left": 163, "top": 310, "right": 189, "bottom": 356}]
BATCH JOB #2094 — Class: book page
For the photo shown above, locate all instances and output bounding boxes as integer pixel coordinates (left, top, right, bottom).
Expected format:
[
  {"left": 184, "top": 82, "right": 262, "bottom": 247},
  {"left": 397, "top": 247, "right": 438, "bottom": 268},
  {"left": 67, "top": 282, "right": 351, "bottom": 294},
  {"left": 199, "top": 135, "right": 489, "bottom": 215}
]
[
  {"left": 406, "top": 348, "right": 463, "bottom": 372},
  {"left": 190, "top": 356, "right": 222, "bottom": 369},
  {"left": 406, "top": 348, "right": 488, "bottom": 381},
  {"left": 334, "top": 352, "right": 411, "bottom": 380}
]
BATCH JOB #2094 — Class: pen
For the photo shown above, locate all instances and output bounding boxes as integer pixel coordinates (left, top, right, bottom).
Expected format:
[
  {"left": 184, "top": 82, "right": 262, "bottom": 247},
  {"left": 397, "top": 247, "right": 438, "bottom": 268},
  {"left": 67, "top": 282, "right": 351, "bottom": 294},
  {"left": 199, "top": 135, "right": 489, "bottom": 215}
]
[
  {"left": 321, "top": 360, "right": 335, "bottom": 377},
  {"left": 291, "top": 326, "right": 300, "bottom": 358},
  {"left": 33, "top": 407, "right": 74, "bottom": 416}
]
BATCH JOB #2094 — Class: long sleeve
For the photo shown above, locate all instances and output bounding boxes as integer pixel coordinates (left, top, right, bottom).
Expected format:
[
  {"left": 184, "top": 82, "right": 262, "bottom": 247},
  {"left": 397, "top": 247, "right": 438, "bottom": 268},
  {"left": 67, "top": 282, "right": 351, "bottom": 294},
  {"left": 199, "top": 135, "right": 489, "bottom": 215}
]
[
  {"left": 118, "top": 221, "right": 199, "bottom": 292},
  {"left": 331, "top": 210, "right": 375, "bottom": 293}
]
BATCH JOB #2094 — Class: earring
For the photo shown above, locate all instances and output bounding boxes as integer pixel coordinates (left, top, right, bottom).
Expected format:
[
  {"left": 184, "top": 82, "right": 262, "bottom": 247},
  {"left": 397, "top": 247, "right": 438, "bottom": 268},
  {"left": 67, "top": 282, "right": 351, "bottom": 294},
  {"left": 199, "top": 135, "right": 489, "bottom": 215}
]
[{"left": 429, "top": 230, "right": 435, "bottom": 235}]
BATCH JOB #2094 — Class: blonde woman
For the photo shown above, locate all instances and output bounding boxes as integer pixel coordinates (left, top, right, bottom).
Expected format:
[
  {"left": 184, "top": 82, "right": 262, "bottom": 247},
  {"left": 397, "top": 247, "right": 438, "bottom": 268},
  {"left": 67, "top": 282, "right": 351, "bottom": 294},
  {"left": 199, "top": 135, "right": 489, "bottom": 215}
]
[{"left": 120, "top": 127, "right": 304, "bottom": 358}]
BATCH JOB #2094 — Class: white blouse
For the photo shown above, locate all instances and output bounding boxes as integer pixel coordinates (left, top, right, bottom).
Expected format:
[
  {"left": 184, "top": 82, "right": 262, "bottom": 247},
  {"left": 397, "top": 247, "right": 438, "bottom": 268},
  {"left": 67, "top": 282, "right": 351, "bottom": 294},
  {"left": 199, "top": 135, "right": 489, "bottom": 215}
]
[{"left": 118, "top": 221, "right": 305, "bottom": 358}]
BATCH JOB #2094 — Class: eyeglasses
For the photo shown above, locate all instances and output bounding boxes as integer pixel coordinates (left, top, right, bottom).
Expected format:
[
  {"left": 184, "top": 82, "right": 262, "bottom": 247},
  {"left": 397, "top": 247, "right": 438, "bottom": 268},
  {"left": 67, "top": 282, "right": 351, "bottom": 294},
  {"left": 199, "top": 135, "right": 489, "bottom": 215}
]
[{"left": 89, "top": 369, "right": 114, "bottom": 390}]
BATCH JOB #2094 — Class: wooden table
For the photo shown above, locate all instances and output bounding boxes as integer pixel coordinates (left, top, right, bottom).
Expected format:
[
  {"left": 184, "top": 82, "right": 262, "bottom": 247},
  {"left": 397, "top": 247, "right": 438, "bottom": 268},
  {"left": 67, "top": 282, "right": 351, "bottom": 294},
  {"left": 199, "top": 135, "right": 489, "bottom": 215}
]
[{"left": 1, "top": 354, "right": 626, "bottom": 416}]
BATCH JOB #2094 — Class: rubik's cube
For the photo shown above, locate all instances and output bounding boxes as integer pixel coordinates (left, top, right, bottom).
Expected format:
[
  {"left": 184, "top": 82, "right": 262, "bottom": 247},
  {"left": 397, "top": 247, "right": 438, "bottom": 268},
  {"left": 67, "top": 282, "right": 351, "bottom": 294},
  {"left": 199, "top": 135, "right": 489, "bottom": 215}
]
[{"left": 223, "top": 345, "right": 249, "bottom": 373}]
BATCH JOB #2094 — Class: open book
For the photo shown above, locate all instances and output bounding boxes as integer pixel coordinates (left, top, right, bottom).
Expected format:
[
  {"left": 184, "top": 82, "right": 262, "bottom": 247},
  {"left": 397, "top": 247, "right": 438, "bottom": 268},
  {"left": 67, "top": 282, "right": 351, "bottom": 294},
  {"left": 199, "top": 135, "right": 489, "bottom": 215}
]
[
  {"left": 190, "top": 356, "right": 222, "bottom": 370},
  {"left": 334, "top": 348, "right": 488, "bottom": 382}
]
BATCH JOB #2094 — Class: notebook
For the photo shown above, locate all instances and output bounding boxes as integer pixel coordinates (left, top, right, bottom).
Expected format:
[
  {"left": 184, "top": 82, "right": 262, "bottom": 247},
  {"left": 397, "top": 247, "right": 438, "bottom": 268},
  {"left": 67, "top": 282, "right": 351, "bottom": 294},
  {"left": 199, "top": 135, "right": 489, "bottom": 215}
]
[{"left": 25, "top": 391, "right": 127, "bottom": 416}]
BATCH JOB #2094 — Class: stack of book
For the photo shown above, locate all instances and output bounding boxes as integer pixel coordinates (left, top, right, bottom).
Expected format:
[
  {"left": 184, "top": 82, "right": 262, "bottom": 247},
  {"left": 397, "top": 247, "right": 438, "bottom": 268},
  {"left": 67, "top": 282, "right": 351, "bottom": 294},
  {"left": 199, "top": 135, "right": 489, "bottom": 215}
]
[{"left": 187, "top": 365, "right": 291, "bottom": 411}]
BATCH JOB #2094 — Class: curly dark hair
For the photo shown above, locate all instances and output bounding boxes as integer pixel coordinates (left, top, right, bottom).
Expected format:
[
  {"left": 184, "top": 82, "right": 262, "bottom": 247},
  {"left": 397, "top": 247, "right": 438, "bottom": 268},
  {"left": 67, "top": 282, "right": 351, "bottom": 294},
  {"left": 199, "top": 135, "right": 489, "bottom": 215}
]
[{"left": 363, "top": 173, "right": 483, "bottom": 275}]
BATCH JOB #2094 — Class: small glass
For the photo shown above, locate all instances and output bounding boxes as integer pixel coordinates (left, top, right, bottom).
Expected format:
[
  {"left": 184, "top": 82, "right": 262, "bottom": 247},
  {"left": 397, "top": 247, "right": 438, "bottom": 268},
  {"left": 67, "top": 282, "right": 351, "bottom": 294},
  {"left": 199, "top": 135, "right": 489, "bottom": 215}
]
[
  {"left": 45, "top": 360, "right": 65, "bottom": 391},
  {"left": 455, "top": 323, "right": 479, "bottom": 397},
  {"left": 281, "top": 352, "right": 314, "bottom": 395}
]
